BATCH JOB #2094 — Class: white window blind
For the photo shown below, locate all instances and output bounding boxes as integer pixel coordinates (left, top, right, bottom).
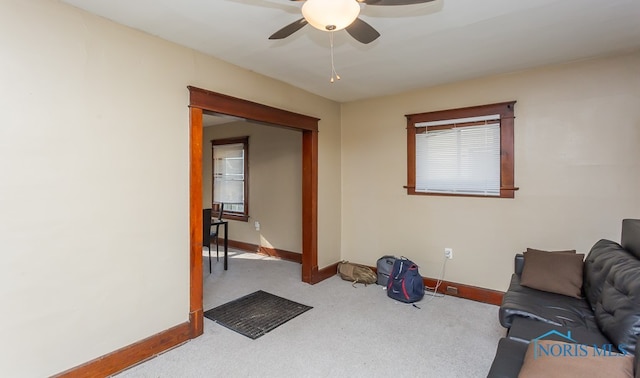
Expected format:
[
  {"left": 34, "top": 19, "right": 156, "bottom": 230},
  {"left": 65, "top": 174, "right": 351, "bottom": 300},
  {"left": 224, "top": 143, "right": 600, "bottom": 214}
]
[
  {"left": 213, "top": 143, "right": 245, "bottom": 212},
  {"left": 415, "top": 116, "right": 501, "bottom": 196}
]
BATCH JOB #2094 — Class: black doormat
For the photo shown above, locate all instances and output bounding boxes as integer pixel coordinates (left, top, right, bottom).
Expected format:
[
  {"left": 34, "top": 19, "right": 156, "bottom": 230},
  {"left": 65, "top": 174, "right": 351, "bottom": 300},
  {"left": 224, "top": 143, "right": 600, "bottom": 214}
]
[{"left": 204, "top": 290, "right": 313, "bottom": 339}]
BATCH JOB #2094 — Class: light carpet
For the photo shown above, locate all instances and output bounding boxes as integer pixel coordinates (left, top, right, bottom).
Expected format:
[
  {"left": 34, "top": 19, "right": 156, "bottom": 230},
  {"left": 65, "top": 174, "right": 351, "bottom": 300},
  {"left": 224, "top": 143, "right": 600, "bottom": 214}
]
[{"left": 114, "top": 250, "right": 505, "bottom": 377}]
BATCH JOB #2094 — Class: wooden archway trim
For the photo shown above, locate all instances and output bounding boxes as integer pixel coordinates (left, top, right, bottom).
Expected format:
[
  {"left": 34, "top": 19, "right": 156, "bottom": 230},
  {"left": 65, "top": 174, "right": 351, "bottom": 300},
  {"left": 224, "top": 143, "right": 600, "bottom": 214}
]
[
  {"left": 187, "top": 86, "right": 320, "bottom": 338},
  {"left": 189, "top": 87, "right": 318, "bottom": 131}
]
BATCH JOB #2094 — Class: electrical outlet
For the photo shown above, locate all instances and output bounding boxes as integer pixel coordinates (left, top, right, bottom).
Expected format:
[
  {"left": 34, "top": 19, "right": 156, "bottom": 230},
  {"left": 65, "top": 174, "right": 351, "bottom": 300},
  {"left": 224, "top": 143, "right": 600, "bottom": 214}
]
[
  {"left": 254, "top": 221, "right": 260, "bottom": 231},
  {"left": 444, "top": 248, "right": 453, "bottom": 259}
]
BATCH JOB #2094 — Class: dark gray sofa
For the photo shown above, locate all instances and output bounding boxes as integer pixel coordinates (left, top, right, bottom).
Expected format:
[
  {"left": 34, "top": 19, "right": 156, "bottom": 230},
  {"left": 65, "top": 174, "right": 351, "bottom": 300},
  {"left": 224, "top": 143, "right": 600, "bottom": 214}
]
[{"left": 488, "top": 219, "right": 640, "bottom": 377}]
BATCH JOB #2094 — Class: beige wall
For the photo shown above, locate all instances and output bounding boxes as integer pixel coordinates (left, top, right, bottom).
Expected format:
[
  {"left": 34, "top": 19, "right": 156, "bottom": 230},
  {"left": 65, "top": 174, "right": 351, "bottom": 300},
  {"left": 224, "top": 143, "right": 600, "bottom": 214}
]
[
  {"left": 341, "top": 51, "right": 640, "bottom": 292},
  {"left": 3, "top": 0, "right": 639, "bottom": 375},
  {"left": 202, "top": 121, "right": 302, "bottom": 253},
  {"left": 0, "top": 0, "right": 340, "bottom": 376}
]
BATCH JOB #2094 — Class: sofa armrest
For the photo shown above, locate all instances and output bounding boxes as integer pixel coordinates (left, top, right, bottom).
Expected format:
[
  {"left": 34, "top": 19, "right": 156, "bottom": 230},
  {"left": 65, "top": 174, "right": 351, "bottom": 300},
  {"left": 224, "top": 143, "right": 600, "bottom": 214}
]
[
  {"left": 634, "top": 337, "right": 640, "bottom": 378},
  {"left": 514, "top": 253, "right": 524, "bottom": 276},
  {"left": 487, "top": 338, "right": 528, "bottom": 378},
  {"left": 622, "top": 218, "right": 640, "bottom": 259}
]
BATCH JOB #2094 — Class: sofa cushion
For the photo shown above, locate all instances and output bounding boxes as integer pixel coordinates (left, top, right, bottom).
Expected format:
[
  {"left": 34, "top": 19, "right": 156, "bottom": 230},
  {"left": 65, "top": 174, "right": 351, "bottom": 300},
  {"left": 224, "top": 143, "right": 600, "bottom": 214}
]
[
  {"left": 521, "top": 250, "right": 585, "bottom": 298},
  {"left": 518, "top": 340, "right": 634, "bottom": 378},
  {"left": 583, "top": 239, "right": 631, "bottom": 310},
  {"left": 595, "top": 256, "right": 640, "bottom": 354},
  {"left": 499, "top": 274, "right": 597, "bottom": 329},
  {"left": 507, "top": 317, "right": 612, "bottom": 348},
  {"left": 526, "top": 248, "right": 576, "bottom": 254}
]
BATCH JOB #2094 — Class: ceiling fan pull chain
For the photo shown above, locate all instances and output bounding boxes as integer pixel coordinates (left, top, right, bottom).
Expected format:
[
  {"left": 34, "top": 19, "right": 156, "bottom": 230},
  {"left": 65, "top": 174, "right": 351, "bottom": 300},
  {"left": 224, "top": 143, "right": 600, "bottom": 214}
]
[{"left": 329, "top": 31, "right": 340, "bottom": 83}]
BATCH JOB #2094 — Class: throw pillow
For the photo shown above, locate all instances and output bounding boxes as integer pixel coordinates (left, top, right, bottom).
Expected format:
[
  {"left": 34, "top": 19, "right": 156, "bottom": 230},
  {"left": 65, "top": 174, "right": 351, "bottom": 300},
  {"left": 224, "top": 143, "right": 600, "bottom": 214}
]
[
  {"left": 520, "top": 249, "right": 584, "bottom": 298},
  {"left": 518, "top": 340, "right": 633, "bottom": 378}
]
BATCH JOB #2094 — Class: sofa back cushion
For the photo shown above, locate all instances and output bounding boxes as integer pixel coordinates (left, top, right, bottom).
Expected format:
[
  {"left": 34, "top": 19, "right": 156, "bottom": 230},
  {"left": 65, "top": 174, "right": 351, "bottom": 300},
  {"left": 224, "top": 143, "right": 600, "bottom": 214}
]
[
  {"left": 595, "top": 256, "right": 640, "bottom": 354},
  {"left": 583, "top": 239, "right": 631, "bottom": 310},
  {"left": 621, "top": 219, "right": 640, "bottom": 259}
]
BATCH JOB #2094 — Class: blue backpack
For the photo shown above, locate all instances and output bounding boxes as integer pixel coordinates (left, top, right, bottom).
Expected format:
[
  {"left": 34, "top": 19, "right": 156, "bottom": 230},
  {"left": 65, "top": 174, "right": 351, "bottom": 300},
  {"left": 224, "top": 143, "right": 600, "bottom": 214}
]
[{"left": 387, "top": 258, "right": 425, "bottom": 303}]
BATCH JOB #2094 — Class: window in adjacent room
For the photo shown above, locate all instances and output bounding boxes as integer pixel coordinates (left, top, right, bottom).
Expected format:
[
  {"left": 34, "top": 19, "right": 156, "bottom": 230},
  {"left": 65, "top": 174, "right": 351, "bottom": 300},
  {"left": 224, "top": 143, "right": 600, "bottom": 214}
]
[
  {"left": 405, "top": 102, "right": 518, "bottom": 198},
  {"left": 212, "top": 136, "right": 249, "bottom": 221}
]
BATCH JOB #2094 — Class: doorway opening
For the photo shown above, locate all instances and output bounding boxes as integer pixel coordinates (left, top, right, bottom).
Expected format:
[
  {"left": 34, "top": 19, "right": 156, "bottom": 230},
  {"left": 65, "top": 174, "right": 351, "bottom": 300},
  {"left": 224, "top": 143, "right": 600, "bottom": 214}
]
[{"left": 187, "top": 86, "right": 319, "bottom": 337}]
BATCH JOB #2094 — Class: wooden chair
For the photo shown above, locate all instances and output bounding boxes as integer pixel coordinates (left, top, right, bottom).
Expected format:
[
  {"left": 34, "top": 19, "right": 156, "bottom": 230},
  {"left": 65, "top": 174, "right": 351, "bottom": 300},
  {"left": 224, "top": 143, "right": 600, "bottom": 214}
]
[
  {"left": 202, "top": 208, "right": 213, "bottom": 273},
  {"left": 211, "top": 202, "right": 225, "bottom": 261}
]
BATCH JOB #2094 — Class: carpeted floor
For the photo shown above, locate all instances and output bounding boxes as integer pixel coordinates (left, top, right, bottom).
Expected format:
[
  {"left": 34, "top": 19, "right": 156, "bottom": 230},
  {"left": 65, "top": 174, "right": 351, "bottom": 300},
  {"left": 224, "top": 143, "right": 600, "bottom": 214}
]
[{"left": 114, "top": 249, "right": 505, "bottom": 377}]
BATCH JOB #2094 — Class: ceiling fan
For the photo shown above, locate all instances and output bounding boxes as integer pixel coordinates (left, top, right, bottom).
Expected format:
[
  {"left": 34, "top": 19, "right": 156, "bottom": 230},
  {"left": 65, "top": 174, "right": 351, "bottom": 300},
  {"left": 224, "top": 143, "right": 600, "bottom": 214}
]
[{"left": 269, "top": 0, "right": 436, "bottom": 44}]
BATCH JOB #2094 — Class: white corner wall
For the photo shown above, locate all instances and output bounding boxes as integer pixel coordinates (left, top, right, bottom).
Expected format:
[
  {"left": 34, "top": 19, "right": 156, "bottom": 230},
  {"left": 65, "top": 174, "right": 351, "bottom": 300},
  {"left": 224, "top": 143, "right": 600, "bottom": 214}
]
[
  {"left": 341, "top": 51, "right": 640, "bottom": 291},
  {"left": 0, "top": 0, "right": 341, "bottom": 376}
]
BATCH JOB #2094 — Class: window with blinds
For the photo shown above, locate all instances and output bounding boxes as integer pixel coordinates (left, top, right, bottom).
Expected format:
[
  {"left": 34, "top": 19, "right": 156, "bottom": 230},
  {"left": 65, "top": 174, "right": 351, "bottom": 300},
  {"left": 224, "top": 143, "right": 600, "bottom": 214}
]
[
  {"left": 405, "top": 102, "right": 517, "bottom": 198},
  {"left": 212, "top": 136, "right": 249, "bottom": 220},
  {"left": 415, "top": 116, "right": 500, "bottom": 196}
]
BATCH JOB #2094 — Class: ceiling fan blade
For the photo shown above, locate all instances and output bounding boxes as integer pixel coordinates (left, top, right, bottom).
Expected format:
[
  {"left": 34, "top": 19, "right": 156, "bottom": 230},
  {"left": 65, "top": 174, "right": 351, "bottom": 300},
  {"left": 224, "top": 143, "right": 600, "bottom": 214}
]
[
  {"left": 269, "top": 18, "right": 308, "bottom": 40},
  {"left": 361, "top": 0, "right": 435, "bottom": 5},
  {"left": 345, "top": 18, "right": 380, "bottom": 44}
]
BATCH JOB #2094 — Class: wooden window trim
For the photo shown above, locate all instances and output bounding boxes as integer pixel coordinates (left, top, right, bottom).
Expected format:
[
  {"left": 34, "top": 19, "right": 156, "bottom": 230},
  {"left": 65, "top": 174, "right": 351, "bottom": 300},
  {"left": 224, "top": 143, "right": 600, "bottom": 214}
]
[
  {"left": 211, "top": 136, "right": 249, "bottom": 222},
  {"left": 405, "top": 101, "right": 518, "bottom": 198}
]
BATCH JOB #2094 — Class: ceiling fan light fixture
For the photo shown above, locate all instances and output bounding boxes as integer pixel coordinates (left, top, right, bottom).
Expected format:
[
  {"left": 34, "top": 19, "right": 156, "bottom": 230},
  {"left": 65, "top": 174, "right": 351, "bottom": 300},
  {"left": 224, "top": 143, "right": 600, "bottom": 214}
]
[{"left": 302, "top": 0, "right": 361, "bottom": 32}]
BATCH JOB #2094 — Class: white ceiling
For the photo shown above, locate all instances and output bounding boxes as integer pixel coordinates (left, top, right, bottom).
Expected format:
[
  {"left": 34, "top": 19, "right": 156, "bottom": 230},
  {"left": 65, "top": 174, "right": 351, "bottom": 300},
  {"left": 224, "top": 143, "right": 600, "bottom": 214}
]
[{"left": 60, "top": 0, "right": 640, "bottom": 103}]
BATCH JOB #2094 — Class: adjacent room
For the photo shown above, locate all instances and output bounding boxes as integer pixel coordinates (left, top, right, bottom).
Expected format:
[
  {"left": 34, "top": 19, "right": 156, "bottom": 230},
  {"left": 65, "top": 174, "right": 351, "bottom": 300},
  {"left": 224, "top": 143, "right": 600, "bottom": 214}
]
[
  {"left": 201, "top": 114, "right": 303, "bottom": 265},
  {"left": 1, "top": 0, "right": 639, "bottom": 377}
]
